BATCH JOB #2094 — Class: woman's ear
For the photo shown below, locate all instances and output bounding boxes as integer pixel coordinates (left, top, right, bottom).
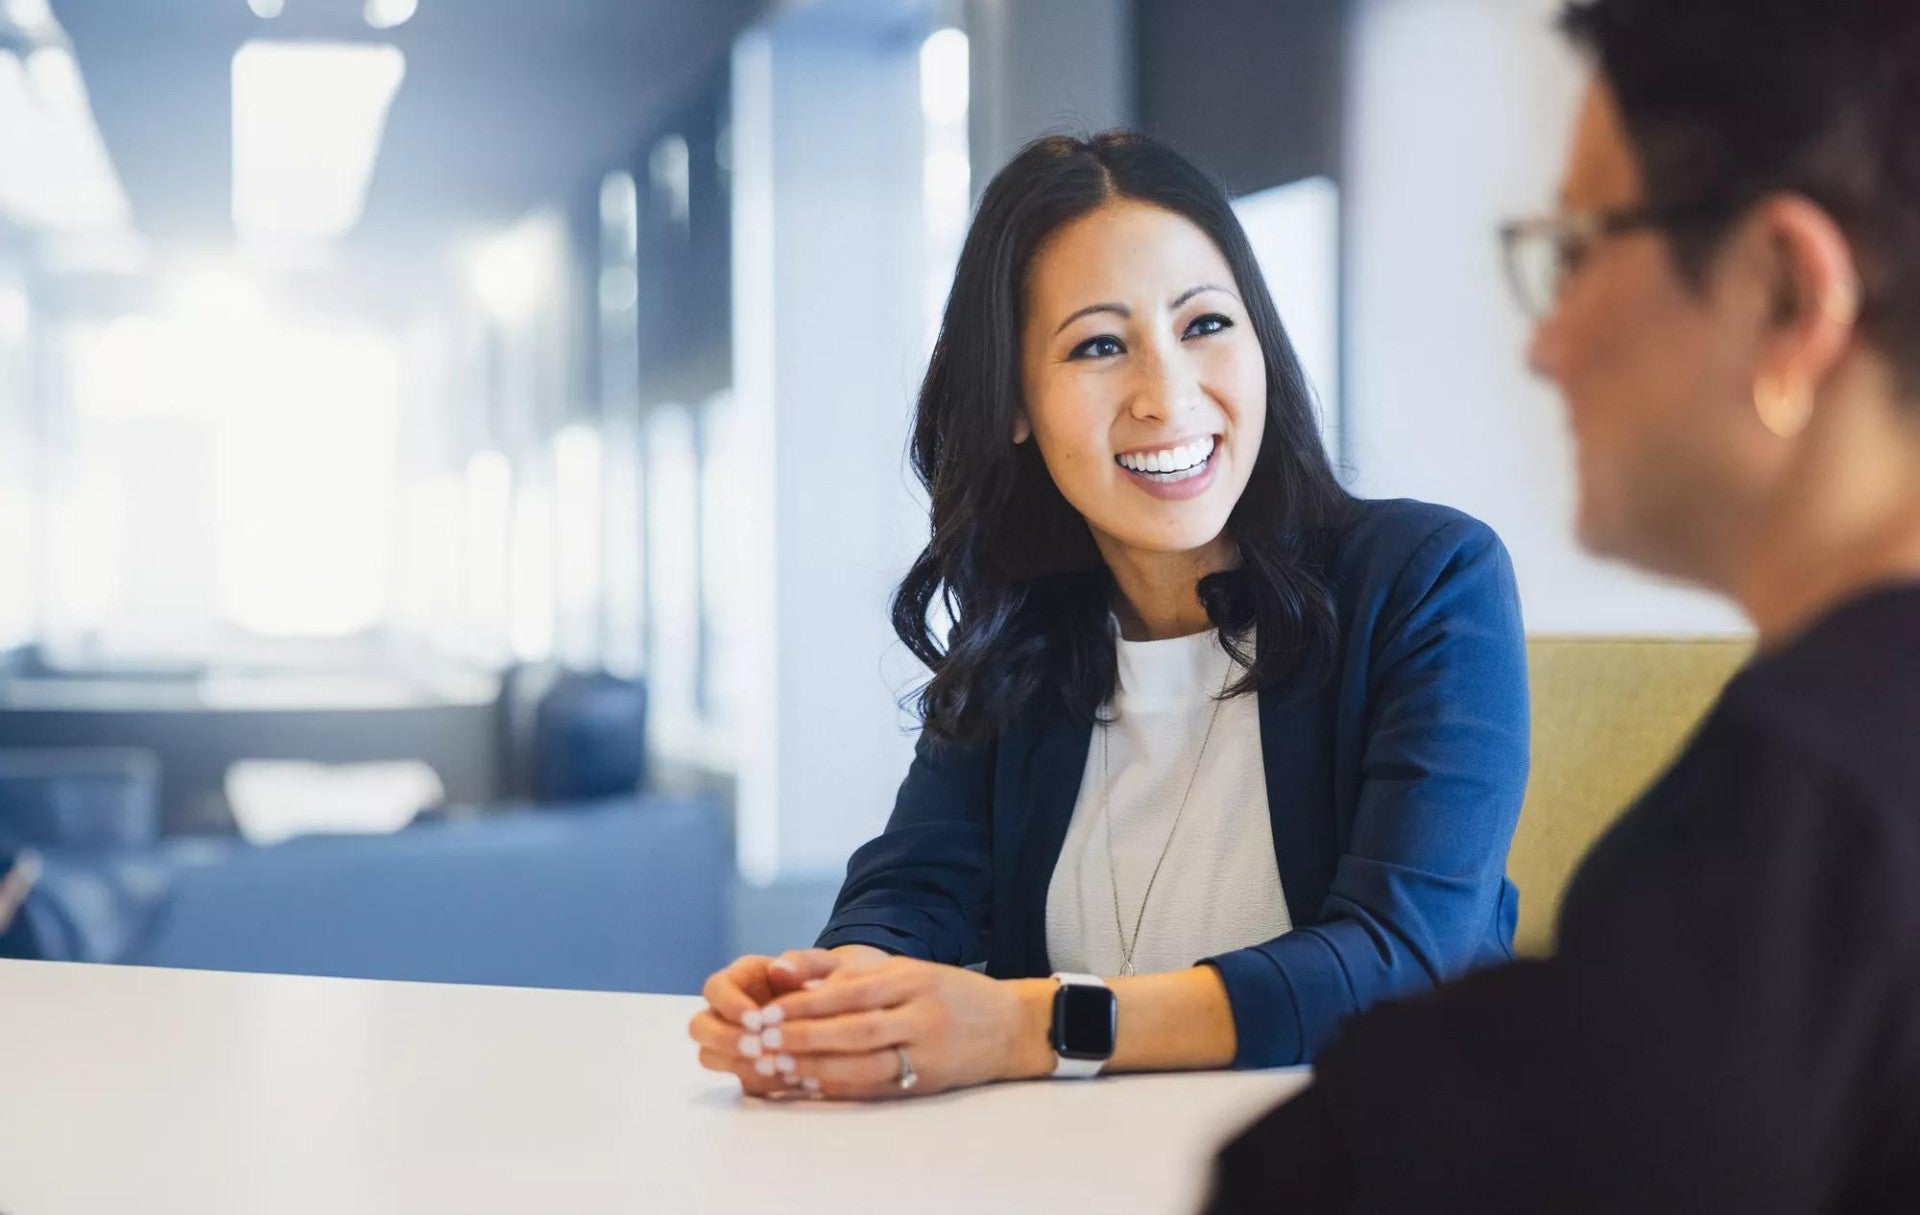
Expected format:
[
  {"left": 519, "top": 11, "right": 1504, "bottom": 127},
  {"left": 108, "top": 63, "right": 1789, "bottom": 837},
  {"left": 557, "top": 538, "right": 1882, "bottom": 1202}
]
[
  {"left": 1012, "top": 411, "right": 1032, "bottom": 444},
  {"left": 1751, "top": 194, "right": 1862, "bottom": 410}
]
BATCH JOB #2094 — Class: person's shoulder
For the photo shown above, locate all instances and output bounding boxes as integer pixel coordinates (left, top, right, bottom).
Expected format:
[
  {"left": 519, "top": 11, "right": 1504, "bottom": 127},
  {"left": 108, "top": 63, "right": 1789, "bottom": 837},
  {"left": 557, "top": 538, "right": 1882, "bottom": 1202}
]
[
  {"left": 1717, "top": 584, "right": 1920, "bottom": 803},
  {"left": 1326, "top": 497, "right": 1513, "bottom": 609}
]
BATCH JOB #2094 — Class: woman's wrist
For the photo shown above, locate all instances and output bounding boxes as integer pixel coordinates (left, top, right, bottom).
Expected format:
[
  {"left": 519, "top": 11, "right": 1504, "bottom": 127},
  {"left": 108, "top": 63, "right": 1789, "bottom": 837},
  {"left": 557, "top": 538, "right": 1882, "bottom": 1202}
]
[
  {"left": 1000, "top": 977, "right": 1060, "bottom": 1081},
  {"left": 828, "top": 943, "right": 893, "bottom": 965}
]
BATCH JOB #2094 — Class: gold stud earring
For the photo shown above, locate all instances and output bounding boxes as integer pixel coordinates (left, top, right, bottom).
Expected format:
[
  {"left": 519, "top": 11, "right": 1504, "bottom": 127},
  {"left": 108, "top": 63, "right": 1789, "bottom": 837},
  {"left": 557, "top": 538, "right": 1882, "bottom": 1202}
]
[{"left": 1754, "top": 376, "right": 1814, "bottom": 440}]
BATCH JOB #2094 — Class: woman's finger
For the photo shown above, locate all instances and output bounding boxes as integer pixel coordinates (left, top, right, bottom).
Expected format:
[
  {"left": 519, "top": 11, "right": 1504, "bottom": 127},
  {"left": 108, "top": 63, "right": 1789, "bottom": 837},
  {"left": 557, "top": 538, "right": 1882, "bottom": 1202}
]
[
  {"left": 764, "top": 964, "right": 923, "bottom": 1023},
  {"left": 687, "top": 1008, "right": 769, "bottom": 1061},
  {"left": 698, "top": 1048, "right": 790, "bottom": 1096},
  {"left": 760, "top": 1006, "right": 915, "bottom": 1056},
  {"left": 696, "top": 1046, "right": 745, "bottom": 1075},
  {"left": 702, "top": 955, "right": 776, "bottom": 1026},
  {"left": 767, "top": 947, "right": 842, "bottom": 995},
  {"left": 786, "top": 1049, "right": 918, "bottom": 1101}
]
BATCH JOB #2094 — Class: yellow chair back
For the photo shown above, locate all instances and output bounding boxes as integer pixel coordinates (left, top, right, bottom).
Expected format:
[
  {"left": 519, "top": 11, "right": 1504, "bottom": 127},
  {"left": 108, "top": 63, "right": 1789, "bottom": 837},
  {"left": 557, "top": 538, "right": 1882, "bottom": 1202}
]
[{"left": 1510, "top": 636, "right": 1753, "bottom": 955}]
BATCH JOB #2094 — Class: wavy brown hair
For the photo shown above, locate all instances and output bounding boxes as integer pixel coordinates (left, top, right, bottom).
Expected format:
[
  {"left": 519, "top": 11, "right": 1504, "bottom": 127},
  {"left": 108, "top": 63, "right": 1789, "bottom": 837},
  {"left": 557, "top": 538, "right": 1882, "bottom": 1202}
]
[{"left": 893, "top": 132, "right": 1354, "bottom": 747}]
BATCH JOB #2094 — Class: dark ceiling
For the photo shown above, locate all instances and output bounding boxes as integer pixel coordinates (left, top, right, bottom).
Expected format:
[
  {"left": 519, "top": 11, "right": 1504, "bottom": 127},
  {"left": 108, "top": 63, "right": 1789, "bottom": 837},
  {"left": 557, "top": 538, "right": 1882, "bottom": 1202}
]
[{"left": 50, "top": 0, "right": 768, "bottom": 264}]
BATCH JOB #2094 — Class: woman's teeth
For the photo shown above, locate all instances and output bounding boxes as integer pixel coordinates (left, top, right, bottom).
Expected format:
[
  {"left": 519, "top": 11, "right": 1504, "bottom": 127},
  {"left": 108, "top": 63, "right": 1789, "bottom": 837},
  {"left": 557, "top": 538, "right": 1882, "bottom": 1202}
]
[{"left": 1116, "top": 436, "right": 1216, "bottom": 480}]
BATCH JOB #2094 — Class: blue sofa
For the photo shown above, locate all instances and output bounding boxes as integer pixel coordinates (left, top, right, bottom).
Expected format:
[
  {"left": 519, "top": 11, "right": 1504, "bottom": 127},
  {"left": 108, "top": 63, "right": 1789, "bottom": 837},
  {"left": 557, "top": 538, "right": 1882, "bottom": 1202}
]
[{"left": 4, "top": 796, "right": 732, "bottom": 996}]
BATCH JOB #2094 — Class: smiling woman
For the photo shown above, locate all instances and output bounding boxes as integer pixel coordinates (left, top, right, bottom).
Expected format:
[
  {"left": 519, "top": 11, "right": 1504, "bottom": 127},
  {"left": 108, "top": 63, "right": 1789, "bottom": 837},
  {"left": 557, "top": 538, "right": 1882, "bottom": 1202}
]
[
  {"left": 895, "top": 138, "right": 1349, "bottom": 744},
  {"left": 687, "top": 132, "right": 1532, "bottom": 1101}
]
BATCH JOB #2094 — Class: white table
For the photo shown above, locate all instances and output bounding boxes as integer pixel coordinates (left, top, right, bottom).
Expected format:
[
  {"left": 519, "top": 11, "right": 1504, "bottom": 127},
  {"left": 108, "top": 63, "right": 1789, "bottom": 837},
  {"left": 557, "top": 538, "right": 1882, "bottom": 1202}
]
[{"left": 0, "top": 960, "right": 1309, "bottom": 1215}]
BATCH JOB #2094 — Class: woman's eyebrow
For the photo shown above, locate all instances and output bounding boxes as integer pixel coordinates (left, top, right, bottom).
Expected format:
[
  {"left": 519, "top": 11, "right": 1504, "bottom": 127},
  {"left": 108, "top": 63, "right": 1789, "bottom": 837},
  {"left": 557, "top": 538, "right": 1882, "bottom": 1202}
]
[
  {"left": 1052, "top": 284, "right": 1239, "bottom": 336},
  {"left": 1172, "top": 283, "right": 1238, "bottom": 309},
  {"left": 1053, "top": 302, "right": 1128, "bottom": 335}
]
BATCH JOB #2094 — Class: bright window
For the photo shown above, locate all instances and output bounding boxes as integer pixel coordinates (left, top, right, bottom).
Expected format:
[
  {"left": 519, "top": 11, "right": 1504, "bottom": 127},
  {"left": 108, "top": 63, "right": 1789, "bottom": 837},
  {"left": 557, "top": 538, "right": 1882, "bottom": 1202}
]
[{"left": 46, "top": 291, "right": 404, "bottom": 661}]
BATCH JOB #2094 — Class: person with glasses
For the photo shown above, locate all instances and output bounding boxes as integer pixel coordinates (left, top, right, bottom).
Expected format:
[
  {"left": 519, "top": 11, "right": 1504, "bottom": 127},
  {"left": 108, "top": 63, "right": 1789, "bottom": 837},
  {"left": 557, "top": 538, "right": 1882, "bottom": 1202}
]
[
  {"left": 1205, "top": 0, "right": 1920, "bottom": 1210},
  {"left": 686, "top": 133, "right": 1532, "bottom": 1100}
]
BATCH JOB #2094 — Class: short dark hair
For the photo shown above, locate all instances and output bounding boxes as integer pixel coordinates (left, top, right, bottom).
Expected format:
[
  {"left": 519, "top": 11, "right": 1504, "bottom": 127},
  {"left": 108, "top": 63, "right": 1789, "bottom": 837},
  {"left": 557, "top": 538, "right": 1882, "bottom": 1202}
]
[
  {"left": 1561, "top": 0, "right": 1920, "bottom": 395},
  {"left": 894, "top": 132, "right": 1352, "bottom": 747}
]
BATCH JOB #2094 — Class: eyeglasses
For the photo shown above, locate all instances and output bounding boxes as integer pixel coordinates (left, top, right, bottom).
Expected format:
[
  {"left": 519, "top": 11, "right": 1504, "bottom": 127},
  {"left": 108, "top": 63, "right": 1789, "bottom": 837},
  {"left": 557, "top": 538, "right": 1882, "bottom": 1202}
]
[{"left": 1497, "top": 203, "right": 1726, "bottom": 320}]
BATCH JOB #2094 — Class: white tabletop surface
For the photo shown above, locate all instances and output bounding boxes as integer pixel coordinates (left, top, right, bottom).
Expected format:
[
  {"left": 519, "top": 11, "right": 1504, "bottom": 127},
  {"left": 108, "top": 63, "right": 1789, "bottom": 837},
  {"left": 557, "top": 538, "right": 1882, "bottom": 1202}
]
[{"left": 0, "top": 960, "right": 1310, "bottom": 1215}]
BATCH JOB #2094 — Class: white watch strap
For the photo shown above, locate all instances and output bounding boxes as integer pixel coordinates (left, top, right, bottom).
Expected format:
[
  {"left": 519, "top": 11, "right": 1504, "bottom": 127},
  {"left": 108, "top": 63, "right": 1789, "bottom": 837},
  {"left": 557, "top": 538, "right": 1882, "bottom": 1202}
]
[
  {"left": 1049, "top": 972, "right": 1111, "bottom": 1079},
  {"left": 1052, "top": 1054, "right": 1105, "bottom": 1079}
]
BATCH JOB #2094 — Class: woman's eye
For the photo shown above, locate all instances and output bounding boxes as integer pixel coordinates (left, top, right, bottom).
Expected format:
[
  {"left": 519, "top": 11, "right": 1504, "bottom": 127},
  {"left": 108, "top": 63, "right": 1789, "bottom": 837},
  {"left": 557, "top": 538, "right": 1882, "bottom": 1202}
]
[
  {"left": 1554, "top": 237, "right": 1591, "bottom": 280},
  {"left": 1184, "top": 313, "right": 1233, "bottom": 339},
  {"left": 1069, "top": 335, "right": 1125, "bottom": 360}
]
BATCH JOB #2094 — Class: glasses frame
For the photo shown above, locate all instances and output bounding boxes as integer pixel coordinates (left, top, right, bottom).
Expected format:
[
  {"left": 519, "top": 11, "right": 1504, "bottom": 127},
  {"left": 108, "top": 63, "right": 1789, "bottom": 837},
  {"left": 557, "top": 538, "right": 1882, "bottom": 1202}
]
[{"left": 1497, "top": 202, "right": 1731, "bottom": 320}]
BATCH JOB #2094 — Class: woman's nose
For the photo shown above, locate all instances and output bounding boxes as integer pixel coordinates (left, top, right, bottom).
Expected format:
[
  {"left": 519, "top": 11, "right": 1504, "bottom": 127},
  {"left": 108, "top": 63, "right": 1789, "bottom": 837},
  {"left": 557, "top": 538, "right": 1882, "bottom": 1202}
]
[{"left": 1130, "top": 346, "right": 1200, "bottom": 422}]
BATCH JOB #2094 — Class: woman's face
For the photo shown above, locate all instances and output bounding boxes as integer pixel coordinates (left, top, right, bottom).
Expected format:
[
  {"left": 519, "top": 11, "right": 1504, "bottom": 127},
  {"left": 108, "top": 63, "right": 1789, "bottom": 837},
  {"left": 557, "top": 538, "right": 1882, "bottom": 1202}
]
[
  {"left": 1017, "top": 199, "right": 1267, "bottom": 565},
  {"left": 1529, "top": 77, "right": 1781, "bottom": 584}
]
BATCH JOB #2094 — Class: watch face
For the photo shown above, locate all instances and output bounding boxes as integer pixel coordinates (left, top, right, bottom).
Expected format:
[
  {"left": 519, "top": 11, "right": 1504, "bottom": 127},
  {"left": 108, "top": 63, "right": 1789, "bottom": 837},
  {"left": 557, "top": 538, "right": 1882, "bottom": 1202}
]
[{"left": 1052, "top": 983, "right": 1117, "bottom": 1060}]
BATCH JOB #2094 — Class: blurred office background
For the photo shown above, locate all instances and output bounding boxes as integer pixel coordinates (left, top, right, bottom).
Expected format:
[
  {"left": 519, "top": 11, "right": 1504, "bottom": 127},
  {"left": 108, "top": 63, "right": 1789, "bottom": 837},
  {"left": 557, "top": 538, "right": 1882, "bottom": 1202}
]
[{"left": 0, "top": 0, "right": 1744, "bottom": 994}]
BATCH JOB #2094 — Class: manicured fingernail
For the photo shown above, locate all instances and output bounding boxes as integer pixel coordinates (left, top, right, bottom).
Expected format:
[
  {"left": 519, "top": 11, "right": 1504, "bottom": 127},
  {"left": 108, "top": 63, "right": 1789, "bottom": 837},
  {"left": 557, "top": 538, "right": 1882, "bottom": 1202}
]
[
  {"left": 741, "top": 1009, "right": 763, "bottom": 1032},
  {"left": 769, "top": 957, "right": 795, "bottom": 973},
  {"left": 775, "top": 1054, "right": 796, "bottom": 1073},
  {"left": 760, "top": 1005, "right": 785, "bottom": 1026},
  {"left": 801, "top": 1077, "right": 821, "bottom": 1094},
  {"left": 754, "top": 1057, "right": 777, "bottom": 1077},
  {"left": 803, "top": 979, "right": 824, "bottom": 990},
  {"left": 738, "top": 1034, "right": 763, "bottom": 1058},
  {"left": 761, "top": 1028, "right": 783, "bottom": 1050}
]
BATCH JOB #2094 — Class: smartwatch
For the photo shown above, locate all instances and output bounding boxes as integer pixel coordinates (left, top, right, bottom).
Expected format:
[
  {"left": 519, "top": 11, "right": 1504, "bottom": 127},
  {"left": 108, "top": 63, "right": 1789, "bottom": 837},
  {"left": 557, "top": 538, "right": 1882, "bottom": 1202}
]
[{"left": 1048, "top": 972, "right": 1117, "bottom": 1078}]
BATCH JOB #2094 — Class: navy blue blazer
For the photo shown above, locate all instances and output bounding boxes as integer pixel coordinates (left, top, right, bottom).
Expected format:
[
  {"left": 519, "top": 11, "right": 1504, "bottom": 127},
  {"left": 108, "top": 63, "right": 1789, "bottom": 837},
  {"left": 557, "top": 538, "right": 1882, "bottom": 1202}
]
[{"left": 816, "top": 498, "right": 1530, "bottom": 1067}]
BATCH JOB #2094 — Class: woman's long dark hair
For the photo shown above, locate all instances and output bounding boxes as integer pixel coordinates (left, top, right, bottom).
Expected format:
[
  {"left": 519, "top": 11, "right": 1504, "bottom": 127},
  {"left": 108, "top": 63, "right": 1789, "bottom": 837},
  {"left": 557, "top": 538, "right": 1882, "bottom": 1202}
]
[{"left": 895, "top": 132, "right": 1354, "bottom": 747}]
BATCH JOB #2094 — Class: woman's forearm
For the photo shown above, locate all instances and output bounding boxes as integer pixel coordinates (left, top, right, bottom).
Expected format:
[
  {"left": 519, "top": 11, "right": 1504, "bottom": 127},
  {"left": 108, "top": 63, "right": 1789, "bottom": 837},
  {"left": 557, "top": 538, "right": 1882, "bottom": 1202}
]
[
  {"left": 1002, "top": 966, "right": 1239, "bottom": 1079},
  {"left": 828, "top": 944, "right": 894, "bottom": 966},
  {"left": 1110, "top": 966, "right": 1239, "bottom": 1071}
]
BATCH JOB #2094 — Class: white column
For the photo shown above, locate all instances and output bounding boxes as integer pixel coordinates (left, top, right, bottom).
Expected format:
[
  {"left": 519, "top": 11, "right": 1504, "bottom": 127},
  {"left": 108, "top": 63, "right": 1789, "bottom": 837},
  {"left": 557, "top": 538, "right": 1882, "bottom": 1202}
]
[{"left": 731, "top": 3, "right": 938, "bottom": 883}]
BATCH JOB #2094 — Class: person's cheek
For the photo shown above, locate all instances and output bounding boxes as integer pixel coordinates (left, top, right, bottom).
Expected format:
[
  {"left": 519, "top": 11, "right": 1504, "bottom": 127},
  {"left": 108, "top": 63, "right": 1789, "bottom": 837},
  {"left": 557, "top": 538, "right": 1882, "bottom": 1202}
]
[
  {"left": 1054, "top": 387, "right": 1107, "bottom": 484},
  {"left": 1207, "top": 344, "right": 1264, "bottom": 455}
]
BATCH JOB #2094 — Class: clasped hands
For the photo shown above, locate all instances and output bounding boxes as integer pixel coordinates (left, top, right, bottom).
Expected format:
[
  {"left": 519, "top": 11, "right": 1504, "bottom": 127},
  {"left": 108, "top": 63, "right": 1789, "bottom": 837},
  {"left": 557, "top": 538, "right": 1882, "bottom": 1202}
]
[{"left": 687, "top": 946, "right": 1056, "bottom": 1100}]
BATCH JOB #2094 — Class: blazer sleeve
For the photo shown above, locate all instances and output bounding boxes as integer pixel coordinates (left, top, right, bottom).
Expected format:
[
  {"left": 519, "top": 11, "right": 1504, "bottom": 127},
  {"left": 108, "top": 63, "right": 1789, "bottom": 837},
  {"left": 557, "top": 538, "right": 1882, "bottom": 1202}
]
[
  {"left": 1203, "top": 516, "right": 1531, "bottom": 1067},
  {"left": 813, "top": 731, "right": 996, "bottom": 965}
]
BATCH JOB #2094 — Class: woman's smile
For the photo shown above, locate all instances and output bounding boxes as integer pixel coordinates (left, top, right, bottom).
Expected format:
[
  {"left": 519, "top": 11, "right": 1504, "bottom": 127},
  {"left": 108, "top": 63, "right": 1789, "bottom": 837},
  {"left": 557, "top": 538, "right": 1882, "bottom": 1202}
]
[{"left": 1113, "top": 433, "right": 1222, "bottom": 500}]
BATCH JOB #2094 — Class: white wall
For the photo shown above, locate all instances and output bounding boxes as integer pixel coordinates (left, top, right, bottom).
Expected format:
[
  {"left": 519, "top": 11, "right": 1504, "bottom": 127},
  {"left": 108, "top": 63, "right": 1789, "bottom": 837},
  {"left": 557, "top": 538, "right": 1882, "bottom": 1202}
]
[
  {"left": 1342, "top": 0, "right": 1748, "bottom": 635},
  {"left": 731, "top": 3, "right": 939, "bottom": 883},
  {"left": 1235, "top": 176, "right": 1343, "bottom": 460}
]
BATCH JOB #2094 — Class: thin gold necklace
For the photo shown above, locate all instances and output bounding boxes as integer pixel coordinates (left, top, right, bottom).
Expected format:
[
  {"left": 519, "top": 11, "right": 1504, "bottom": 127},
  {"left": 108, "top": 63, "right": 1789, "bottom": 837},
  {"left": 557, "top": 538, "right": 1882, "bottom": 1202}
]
[{"left": 1098, "top": 666, "right": 1229, "bottom": 977}]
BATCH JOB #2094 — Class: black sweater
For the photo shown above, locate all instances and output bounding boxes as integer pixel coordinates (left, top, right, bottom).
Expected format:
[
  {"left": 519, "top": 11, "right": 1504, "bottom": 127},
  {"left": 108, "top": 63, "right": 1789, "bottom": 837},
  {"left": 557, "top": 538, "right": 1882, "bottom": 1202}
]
[{"left": 1205, "top": 584, "right": 1920, "bottom": 1215}]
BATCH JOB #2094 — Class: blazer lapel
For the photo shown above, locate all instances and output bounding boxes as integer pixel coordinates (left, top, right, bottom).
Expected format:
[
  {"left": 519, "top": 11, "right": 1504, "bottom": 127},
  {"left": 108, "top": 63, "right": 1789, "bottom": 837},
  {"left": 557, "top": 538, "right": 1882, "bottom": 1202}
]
[
  {"left": 1257, "top": 681, "right": 1338, "bottom": 927},
  {"left": 1009, "top": 713, "right": 1094, "bottom": 977}
]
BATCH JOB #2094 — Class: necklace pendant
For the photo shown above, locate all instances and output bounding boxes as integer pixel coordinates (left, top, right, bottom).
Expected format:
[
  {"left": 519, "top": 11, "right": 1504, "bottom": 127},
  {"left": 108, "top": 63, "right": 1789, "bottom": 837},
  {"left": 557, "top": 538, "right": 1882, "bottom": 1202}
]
[{"left": 1121, "top": 960, "right": 1137, "bottom": 977}]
